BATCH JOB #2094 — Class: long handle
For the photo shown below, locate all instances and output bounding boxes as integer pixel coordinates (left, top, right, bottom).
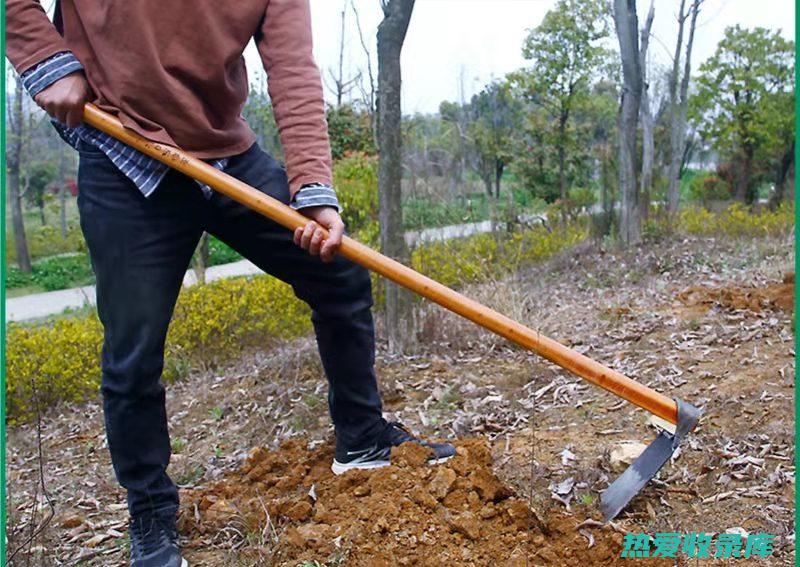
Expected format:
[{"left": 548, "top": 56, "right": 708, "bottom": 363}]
[{"left": 81, "top": 104, "right": 679, "bottom": 425}]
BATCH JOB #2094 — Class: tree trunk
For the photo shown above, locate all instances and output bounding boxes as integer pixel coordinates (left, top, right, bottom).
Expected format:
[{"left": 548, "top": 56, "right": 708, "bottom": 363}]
[
  {"left": 667, "top": 0, "right": 701, "bottom": 215},
  {"left": 638, "top": 0, "right": 655, "bottom": 221},
  {"left": 495, "top": 159, "right": 503, "bottom": 199},
  {"left": 8, "top": 76, "right": 32, "bottom": 273},
  {"left": 58, "top": 144, "right": 68, "bottom": 239},
  {"left": 769, "top": 140, "right": 794, "bottom": 208},
  {"left": 193, "top": 233, "right": 209, "bottom": 285},
  {"left": 377, "top": 0, "right": 415, "bottom": 354},
  {"left": 557, "top": 112, "right": 567, "bottom": 210},
  {"left": 613, "top": 0, "right": 643, "bottom": 247}
]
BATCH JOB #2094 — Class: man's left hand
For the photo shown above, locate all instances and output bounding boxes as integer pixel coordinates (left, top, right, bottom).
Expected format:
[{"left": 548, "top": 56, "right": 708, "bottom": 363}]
[{"left": 293, "top": 206, "right": 345, "bottom": 263}]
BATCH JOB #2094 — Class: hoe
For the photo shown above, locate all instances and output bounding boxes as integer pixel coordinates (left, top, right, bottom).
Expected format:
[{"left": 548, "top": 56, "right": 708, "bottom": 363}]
[{"left": 82, "top": 103, "right": 701, "bottom": 521}]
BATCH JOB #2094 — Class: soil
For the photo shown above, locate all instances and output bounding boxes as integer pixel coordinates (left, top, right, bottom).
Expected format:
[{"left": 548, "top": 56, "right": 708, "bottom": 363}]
[
  {"left": 178, "top": 439, "right": 645, "bottom": 566},
  {"left": 677, "top": 272, "right": 794, "bottom": 314},
  {"left": 5, "top": 234, "right": 794, "bottom": 565}
]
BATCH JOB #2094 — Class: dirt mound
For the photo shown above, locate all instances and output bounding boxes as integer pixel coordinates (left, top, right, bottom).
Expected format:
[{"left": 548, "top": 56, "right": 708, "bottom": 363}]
[
  {"left": 178, "top": 438, "right": 643, "bottom": 566},
  {"left": 678, "top": 273, "right": 794, "bottom": 314}
]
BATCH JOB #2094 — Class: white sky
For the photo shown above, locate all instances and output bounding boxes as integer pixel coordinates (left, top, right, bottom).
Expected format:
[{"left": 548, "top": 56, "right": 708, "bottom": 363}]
[{"left": 243, "top": 0, "right": 796, "bottom": 114}]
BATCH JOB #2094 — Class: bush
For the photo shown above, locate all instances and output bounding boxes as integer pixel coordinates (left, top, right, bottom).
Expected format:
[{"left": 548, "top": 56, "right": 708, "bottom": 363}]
[
  {"left": 207, "top": 236, "right": 242, "bottom": 266},
  {"left": 6, "top": 220, "right": 589, "bottom": 423},
  {"left": 680, "top": 202, "right": 794, "bottom": 237},
  {"left": 412, "top": 221, "right": 588, "bottom": 289},
  {"left": 688, "top": 172, "right": 731, "bottom": 203},
  {"left": 6, "top": 222, "right": 87, "bottom": 263},
  {"left": 6, "top": 274, "right": 311, "bottom": 423},
  {"left": 333, "top": 152, "right": 379, "bottom": 236},
  {"left": 6, "top": 254, "right": 95, "bottom": 291}
]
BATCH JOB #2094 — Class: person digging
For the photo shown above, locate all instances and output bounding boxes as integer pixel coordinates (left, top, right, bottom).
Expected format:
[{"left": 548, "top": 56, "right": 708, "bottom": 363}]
[{"left": 6, "top": 1, "right": 456, "bottom": 565}]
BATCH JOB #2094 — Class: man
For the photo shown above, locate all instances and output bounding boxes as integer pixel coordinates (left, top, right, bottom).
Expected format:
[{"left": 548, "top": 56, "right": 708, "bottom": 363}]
[{"left": 6, "top": 1, "right": 455, "bottom": 565}]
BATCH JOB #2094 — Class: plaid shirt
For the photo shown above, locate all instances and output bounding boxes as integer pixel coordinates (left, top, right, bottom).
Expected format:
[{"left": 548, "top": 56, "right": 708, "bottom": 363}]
[{"left": 21, "top": 51, "right": 340, "bottom": 209}]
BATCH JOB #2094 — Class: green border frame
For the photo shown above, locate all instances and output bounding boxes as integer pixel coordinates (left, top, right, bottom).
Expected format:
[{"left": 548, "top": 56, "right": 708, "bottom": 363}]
[{"left": 1, "top": 0, "right": 7, "bottom": 562}]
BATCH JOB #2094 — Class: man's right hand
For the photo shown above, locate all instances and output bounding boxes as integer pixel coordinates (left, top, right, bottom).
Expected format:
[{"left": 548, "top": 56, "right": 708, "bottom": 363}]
[{"left": 33, "top": 73, "right": 92, "bottom": 128}]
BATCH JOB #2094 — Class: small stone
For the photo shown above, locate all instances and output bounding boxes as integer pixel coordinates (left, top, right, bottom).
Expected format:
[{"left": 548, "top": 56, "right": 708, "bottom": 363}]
[
  {"left": 609, "top": 442, "right": 648, "bottom": 471},
  {"left": 446, "top": 511, "right": 481, "bottom": 540},
  {"left": 428, "top": 467, "right": 457, "bottom": 500}
]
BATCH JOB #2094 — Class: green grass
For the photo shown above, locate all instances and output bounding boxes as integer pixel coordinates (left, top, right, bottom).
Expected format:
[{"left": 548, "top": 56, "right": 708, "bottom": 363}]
[{"left": 6, "top": 254, "right": 95, "bottom": 291}]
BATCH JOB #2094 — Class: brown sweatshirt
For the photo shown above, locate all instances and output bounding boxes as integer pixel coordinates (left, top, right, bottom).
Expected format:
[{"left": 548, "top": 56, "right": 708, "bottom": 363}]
[{"left": 6, "top": 0, "right": 333, "bottom": 195}]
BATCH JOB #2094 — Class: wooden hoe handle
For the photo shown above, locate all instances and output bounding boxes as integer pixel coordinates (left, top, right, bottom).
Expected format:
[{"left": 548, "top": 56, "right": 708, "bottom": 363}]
[{"left": 82, "top": 104, "right": 679, "bottom": 425}]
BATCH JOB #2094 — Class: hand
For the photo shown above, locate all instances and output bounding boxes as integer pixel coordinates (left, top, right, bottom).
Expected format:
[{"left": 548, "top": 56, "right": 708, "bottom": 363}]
[
  {"left": 293, "top": 206, "right": 345, "bottom": 263},
  {"left": 33, "top": 73, "right": 92, "bottom": 128}
]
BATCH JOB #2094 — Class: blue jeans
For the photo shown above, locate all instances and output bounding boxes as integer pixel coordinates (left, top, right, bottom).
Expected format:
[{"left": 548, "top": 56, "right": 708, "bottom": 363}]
[{"left": 77, "top": 141, "right": 385, "bottom": 519}]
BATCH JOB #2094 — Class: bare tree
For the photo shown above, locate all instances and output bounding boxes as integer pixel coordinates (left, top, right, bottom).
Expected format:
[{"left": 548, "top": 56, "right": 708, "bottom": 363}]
[
  {"left": 325, "top": 2, "right": 361, "bottom": 107},
  {"left": 638, "top": 0, "right": 655, "bottom": 220},
  {"left": 7, "top": 74, "right": 32, "bottom": 273},
  {"left": 350, "top": 0, "right": 378, "bottom": 145},
  {"left": 613, "top": 0, "right": 643, "bottom": 246},
  {"left": 666, "top": 0, "right": 702, "bottom": 215},
  {"left": 377, "top": 0, "right": 415, "bottom": 353}
]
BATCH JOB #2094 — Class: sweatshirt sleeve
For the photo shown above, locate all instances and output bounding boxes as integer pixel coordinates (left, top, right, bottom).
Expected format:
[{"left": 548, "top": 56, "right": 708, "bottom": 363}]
[
  {"left": 255, "top": 0, "right": 334, "bottom": 197},
  {"left": 6, "top": 0, "right": 71, "bottom": 74}
]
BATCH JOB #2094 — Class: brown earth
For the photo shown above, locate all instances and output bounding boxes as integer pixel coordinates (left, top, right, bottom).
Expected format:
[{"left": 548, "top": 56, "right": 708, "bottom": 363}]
[
  {"left": 178, "top": 439, "right": 648, "bottom": 566},
  {"left": 677, "top": 272, "right": 794, "bottom": 314},
  {"left": 6, "top": 234, "right": 794, "bottom": 565}
]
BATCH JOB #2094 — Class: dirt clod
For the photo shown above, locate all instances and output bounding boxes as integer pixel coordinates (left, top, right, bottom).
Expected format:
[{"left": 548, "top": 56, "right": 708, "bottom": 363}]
[{"left": 178, "top": 437, "right": 649, "bottom": 565}]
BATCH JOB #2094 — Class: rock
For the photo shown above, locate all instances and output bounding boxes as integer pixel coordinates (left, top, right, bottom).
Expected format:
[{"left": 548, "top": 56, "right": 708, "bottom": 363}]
[
  {"left": 285, "top": 500, "right": 312, "bottom": 521},
  {"left": 296, "top": 523, "right": 331, "bottom": 546},
  {"left": 411, "top": 486, "right": 439, "bottom": 510},
  {"left": 470, "top": 469, "right": 511, "bottom": 502},
  {"left": 428, "top": 467, "right": 457, "bottom": 500},
  {"left": 446, "top": 511, "right": 481, "bottom": 540},
  {"left": 609, "top": 442, "right": 648, "bottom": 471},
  {"left": 353, "top": 484, "right": 371, "bottom": 497}
]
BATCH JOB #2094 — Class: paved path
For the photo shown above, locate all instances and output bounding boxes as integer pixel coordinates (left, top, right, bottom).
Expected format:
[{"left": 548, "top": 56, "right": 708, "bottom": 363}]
[
  {"left": 6, "top": 259, "right": 262, "bottom": 323},
  {"left": 7, "top": 214, "right": 548, "bottom": 322}
]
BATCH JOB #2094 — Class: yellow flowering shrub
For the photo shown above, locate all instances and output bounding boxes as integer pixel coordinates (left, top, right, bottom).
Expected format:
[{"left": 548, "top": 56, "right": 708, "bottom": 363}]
[
  {"left": 412, "top": 222, "right": 588, "bottom": 288},
  {"left": 6, "top": 315, "right": 103, "bottom": 423},
  {"left": 679, "top": 203, "right": 794, "bottom": 237},
  {"left": 6, "top": 275, "right": 310, "bottom": 423},
  {"left": 7, "top": 220, "right": 589, "bottom": 422}
]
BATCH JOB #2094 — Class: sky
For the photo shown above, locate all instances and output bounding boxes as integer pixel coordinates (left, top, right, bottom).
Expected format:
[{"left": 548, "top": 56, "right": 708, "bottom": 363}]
[{"left": 243, "top": 0, "right": 796, "bottom": 114}]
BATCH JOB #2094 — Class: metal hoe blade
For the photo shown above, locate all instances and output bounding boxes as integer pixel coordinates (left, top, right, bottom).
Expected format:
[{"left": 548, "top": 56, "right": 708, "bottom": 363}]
[{"left": 600, "top": 399, "right": 701, "bottom": 521}]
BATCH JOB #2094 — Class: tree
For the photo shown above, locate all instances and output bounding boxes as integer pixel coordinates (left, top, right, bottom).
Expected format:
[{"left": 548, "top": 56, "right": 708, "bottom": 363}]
[
  {"left": 467, "top": 81, "right": 521, "bottom": 198},
  {"left": 666, "top": 0, "right": 703, "bottom": 214},
  {"left": 24, "top": 162, "right": 57, "bottom": 226},
  {"left": 512, "top": 0, "right": 611, "bottom": 212},
  {"left": 638, "top": 0, "right": 655, "bottom": 220},
  {"left": 7, "top": 74, "right": 32, "bottom": 272},
  {"left": 613, "top": 0, "right": 643, "bottom": 246},
  {"left": 692, "top": 26, "right": 794, "bottom": 203},
  {"left": 377, "top": 0, "right": 415, "bottom": 354}
]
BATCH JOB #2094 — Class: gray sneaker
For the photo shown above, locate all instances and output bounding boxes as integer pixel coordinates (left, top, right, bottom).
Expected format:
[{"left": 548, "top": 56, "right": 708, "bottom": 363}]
[
  {"left": 332, "top": 421, "right": 456, "bottom": 474},
  {"left": 129, "top": 514, "right": 187, "bottom": 567}
]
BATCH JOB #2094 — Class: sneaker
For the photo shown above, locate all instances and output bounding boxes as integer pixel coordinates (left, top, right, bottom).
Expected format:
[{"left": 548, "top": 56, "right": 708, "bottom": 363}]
[
  {"left": 331, "top": 421, "right": 456, "bottom": 475},
  {"left": 129, "top": 514, "right": 187, "bottom": 567}
]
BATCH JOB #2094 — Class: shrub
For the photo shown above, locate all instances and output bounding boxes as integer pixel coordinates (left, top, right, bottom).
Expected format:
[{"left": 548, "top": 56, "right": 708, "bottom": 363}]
[
  {"left": 412, "top": 221, "right": 588, "bottom": 289},
  {"left": 6, "top": 220, "right": 589, "bottom": 423},
  {"left": 6, "top": 254, "right": 95, "bottom": 291},
  {"left": 207, "top": 236, "right": 242, "bottom": 266},
  {"left": 679, "top": 202, "right": 794, "bottom": 237},
  {"left": 6, "top": 274, "right": 311, "bottom": 423},
  {"left": 688, "top": 172, "right": 731, "bottom": 203},
  {"left": 6, "top": 222, "right": 87, "bottom": 263},
  {"left": 333, "top": 152, "right": 379, "bottom": 235}
]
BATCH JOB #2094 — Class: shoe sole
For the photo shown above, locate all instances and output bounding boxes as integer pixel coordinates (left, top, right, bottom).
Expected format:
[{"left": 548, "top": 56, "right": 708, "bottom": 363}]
[
  {"left": 182, "top": 559, "right": 188, "bottom": 567},
  {"left": 331, "top": 454, "right": 454, "bottom": 475}
]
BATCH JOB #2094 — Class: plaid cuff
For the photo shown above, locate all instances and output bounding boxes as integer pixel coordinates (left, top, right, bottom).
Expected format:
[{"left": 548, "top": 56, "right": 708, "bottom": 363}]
[
  {"left": 291, "top": 183, "right": 341, "bottom": 212},
  {"left": 21, "top": 51, "right": 84, "bottom": 98}
]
